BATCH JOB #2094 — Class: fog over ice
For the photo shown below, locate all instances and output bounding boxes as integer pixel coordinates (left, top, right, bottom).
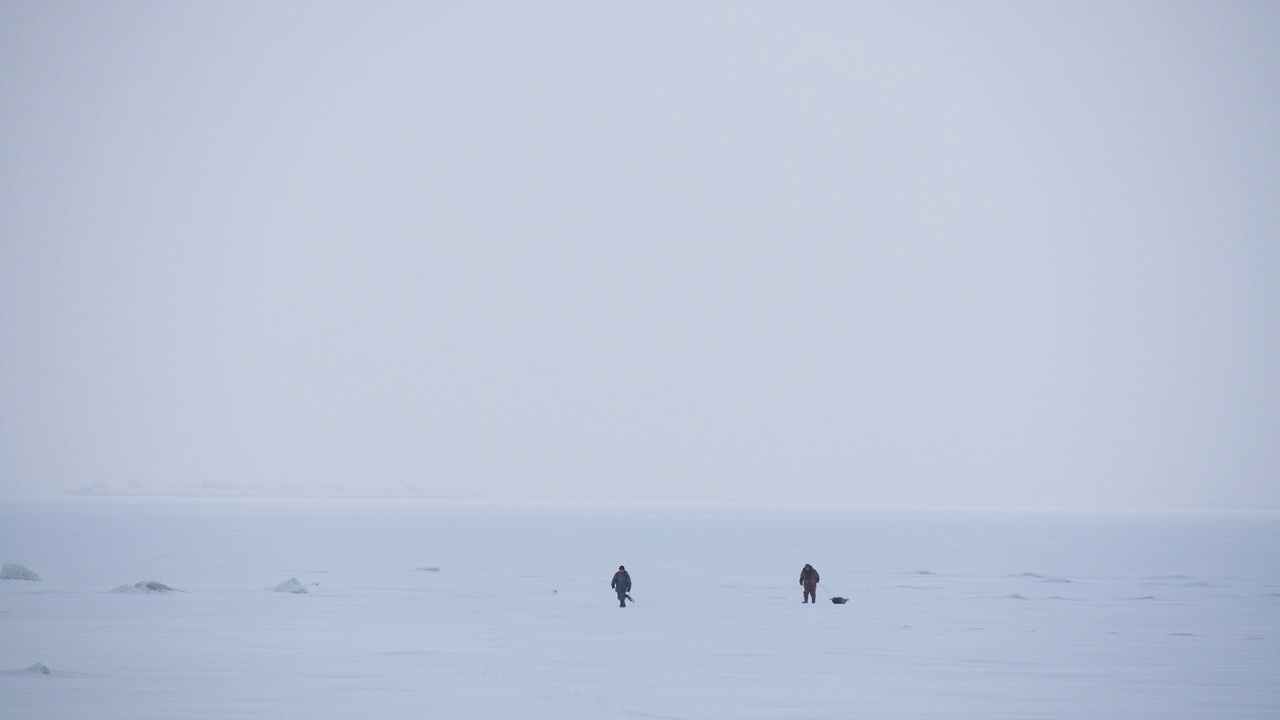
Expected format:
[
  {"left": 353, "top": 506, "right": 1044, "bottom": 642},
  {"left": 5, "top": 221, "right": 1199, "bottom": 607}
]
[{"left": 1, "top": 2, "right": 1277, "bottom": 507}]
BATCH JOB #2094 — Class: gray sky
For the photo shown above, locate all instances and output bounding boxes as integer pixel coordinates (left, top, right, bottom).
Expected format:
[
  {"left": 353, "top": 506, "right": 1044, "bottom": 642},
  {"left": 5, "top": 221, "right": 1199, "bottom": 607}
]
[{"left": 2, "top": 1, "right": 1277, "bottom": 508}]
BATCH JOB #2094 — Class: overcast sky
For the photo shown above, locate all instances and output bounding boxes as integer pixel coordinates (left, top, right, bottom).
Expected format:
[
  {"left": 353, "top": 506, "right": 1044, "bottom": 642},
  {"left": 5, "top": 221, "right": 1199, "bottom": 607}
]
[{"left": 1, "top": 1, "right": 1277, "bottom": 508}]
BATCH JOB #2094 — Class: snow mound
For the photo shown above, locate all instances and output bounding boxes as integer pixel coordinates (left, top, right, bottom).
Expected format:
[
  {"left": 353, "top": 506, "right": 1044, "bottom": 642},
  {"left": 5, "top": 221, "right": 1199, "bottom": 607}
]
[
  {"left": 1, "top": 563, "right": 41, "bottom": 581},
  {"left": 110, "top": 581, "right": 183, "bottom": 594},
  {"left": 274, "top": 578, "right": 308, "bottom": 594},
  {"left": 1, "top": 662, "right": 58, "bottom": 678},
  {"left": 417, "top": 566, "right": 441, "bottom": 572},
  {"left": 1009, "top": 572, "right": 1071, "bottom": 583}
]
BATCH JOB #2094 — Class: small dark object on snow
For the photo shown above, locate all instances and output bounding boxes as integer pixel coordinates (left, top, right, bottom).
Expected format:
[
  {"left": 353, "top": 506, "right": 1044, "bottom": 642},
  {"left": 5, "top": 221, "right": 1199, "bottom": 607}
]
[{"left": 830, "top": 597, "right": 848, "bottom": 604}]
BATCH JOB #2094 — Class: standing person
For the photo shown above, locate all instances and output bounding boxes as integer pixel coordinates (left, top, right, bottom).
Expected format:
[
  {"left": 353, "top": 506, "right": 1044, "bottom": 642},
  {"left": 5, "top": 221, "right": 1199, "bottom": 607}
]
[
  {"left": 799, "top": 564, "right": 820, "bottom": 604},
  {"left": 611, "top": 565, "right": 631, "bottom": 607}
]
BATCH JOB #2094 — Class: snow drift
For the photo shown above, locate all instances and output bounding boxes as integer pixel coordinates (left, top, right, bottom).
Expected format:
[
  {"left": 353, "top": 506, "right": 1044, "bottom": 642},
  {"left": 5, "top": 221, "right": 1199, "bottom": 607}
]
[{"left": 109, "top": 581, "right": 182, "bottom": 594}]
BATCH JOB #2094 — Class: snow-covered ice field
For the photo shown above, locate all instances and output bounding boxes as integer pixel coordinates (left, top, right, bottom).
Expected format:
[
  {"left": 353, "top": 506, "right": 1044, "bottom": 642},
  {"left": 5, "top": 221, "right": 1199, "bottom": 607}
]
[{"left": 2, "top": 498, "right": 1277, "bottom": 719}]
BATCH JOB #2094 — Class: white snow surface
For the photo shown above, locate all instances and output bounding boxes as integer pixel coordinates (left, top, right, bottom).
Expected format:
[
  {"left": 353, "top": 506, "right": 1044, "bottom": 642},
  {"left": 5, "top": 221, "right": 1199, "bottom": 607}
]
[{"left": 1, "top": 498, "right": 1277, "bottom": 719}]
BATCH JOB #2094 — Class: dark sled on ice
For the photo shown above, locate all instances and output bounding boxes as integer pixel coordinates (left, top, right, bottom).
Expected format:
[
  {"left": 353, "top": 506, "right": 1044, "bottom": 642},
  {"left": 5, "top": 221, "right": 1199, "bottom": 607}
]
[{"left": 830, "top": 597, "right": 848, "bottom": 604}]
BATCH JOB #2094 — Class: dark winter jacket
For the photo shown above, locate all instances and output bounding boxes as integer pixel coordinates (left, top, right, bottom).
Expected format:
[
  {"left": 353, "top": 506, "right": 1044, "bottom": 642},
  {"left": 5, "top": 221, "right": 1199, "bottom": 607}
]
[
  {"left": 799, "top": 565, "right": 820, "bottom": 589},
  {"left": 611, "top": 570, "right": 631, "bottom": 593}
]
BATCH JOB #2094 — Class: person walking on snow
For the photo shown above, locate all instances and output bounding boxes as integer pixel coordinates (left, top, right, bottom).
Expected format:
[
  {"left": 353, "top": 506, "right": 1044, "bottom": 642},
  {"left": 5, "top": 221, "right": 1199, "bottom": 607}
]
[
  {"left": 611, "top": 565, "right": 632, "bottom": 607},
  {"left": 799, "top": 564, "right": 820, "bottom": 604}
]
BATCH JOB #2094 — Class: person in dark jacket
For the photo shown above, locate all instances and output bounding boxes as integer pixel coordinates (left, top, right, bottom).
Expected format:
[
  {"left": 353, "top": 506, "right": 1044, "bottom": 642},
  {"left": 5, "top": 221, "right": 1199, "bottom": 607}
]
[
  {"left": 611, "top": 565, "right": 631, "bottom": 607},
  {"left": 799, "top": 564, "right": 820, "bottom": 604}
]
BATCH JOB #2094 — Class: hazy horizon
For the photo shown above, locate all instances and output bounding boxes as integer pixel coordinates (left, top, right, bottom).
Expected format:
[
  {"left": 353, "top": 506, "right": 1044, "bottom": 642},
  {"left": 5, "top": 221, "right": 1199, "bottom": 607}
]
[{"left": 2, "top": 2, "right": 1277, "bottom": 509}]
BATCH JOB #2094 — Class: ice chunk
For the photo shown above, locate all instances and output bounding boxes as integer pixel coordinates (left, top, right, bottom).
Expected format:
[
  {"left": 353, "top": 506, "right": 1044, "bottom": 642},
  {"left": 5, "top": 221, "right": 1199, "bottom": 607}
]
[
  {"left": 1, "top": 563, "right": 41, "bottom": 581},
  {"left": 274, "top": 578, "right": 308, "bottom": 594}
]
